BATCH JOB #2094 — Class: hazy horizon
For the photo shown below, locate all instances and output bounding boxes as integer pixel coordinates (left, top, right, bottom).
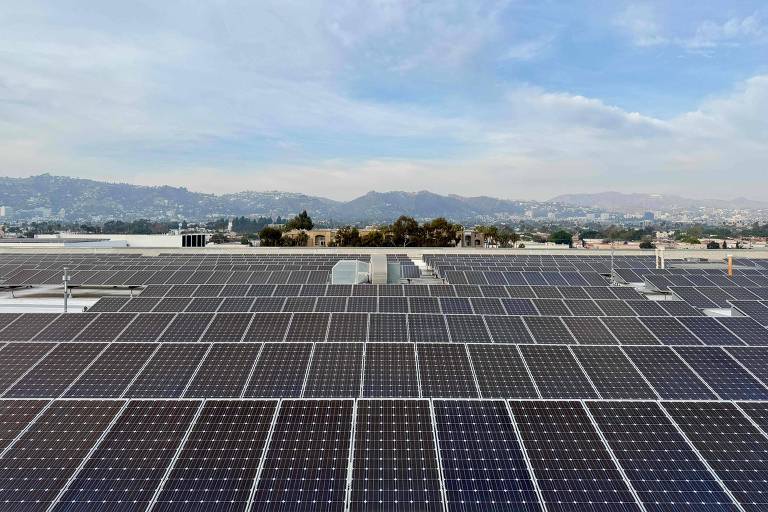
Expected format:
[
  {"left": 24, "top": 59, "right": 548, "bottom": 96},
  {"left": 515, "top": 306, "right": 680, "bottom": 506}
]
[{"left": 1, "top": 1, "right": 766, "bottom": 201}]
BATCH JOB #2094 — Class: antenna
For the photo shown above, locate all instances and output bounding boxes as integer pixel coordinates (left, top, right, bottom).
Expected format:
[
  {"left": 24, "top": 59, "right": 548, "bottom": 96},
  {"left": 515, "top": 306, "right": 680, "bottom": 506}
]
[{"left": 62, "top": 267, "right": 70, "bottom": 313}]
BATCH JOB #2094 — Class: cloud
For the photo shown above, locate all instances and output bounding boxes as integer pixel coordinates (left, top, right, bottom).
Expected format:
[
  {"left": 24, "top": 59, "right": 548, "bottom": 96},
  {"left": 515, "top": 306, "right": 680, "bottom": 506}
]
[
  {"left": 614, "top": 3, "right": 667, "bottom": 47},
  {"left": 500, "top": 35, "right": 555, "bottom": 61},
  {"left": 685, "top": 12, "right": 767, "bottom": 49}
]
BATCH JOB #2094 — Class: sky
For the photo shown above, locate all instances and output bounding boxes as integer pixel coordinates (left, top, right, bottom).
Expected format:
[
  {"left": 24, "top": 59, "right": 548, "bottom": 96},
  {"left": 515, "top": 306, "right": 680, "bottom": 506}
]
[{"left": 1, "top": 1, "right": 767, "bottom": 201}]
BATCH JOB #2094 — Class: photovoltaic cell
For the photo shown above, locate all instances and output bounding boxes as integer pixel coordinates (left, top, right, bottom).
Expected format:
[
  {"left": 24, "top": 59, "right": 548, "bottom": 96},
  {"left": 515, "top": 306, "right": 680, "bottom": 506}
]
[
  {"left": 717, "top": 317, "right": 768, "bottom": 346},
  {"left": 33, "top": 314, "right": 96, "bottom": 342},
  {"left": 183, "top": 343, "right": 262, "bottom": 397},
  {"left": 562, "top": 317, "right": 618, "bottom": 344},
  {"left": 518, "top": 345, "right": 598, "bottom": 399},
  {"left": 622, "top": 345, "right": 716, "bottom": 400},
  {"left": 368, "top": 313, "right": 408, "bottom": 343},
  {"left": 125, "top": 343, "right": 209, "bottom": 398},
  {"left": 445, "top": 314, "right": 491, "bottom": 343},
  {"left": 640, "top": 317, "right": 701, "bottom": 346},
  {"left": 0, "top": 400, "right": 123, "bottom": 512},
  {"left": 601, "top": 317, "right": 659, "bottom": 345},
  {"left": 53, "top": 400, "right": 201, "bottom": 512},
  {"left": 285, "top": 313, "right": 329, "bottom": 342},
  {"left": 510, "top": 401, "right": 642, "bottom": 512},
  {"left": 158, "top": 313, "right": 214, "bottom": 343},
  {"left": 350, "top": 400, "right": 442, "bottom": 512},
  {"left": 243, "top": 343, "right": 312, "bottom": 397},
  {"left": 64, "top": 343, "right": 157, "bottom": 397},
  {"left": 467, "top": 345, "right": 538, "bottom": 398},
  {"left": 587, "top": 401, "right": 736, "bottom": 512},
  {"left": 434, "top": 400, "right": 541, "bottom": 512},
  {"left": 664, "top": 402, "right": 768, "bottom": 512},
  {"left": 501, "top": 298, "right": 538, "bottom": 316},
  {"left": 572, "top": 345, "right": 657, "bottom": 399},
  {"left": 251, "top": 400, "right": 352, "bottom": 512},
  {"left": 116, "top": 313, "right": 175, "bottom": 342},
  {"left": 0, "top": 399, "right": 49, "bottom": 452},
  {"left": 151, "top": 400, "right": 277, "bottom": 512},
  {"left": 362, "top": 343, "right": 419, "bottom": 398},
  {"left": 326, "top": 313, "right": 367, "bottom": 342},
  {"left": 483, "top": 316, "right": 534, "bottom": 343},
  {"left": 675, "top": 346, "right": 768, "bottom": 400},
  {"left": 242, "top": 313, "right": 291, "bottom": 342},
  {"left": 0, "top": 343, "right": 55, "bottom": 394},
  {"left": 408, "top": 314, "right": 450, "bottom": 343},
  {"left": 303, "top": 343, "right": 363, "bottom": 397},
  {"left": 524, "top": 316, "right": 575, "bottom": 344},
  {"left": 74, "top": 313, "right": 136, "bottom": 342},
  {"left": 417, "top": 343, "right": 479, "bottom": 398},
  {"left": 198, "top": 313, "right": 253, "bottom": 342}
]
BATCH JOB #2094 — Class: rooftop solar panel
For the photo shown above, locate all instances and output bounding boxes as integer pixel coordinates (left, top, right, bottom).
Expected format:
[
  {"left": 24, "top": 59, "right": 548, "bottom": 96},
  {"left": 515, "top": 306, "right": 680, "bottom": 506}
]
[
  {"left": 218, "top": 296, "right": 255, "bottom": 312},
  {"left": 368, "top": 313, "right": 408, "bottom": 343},
  {"left": 346, "top": 296, "right": 377, "bottom": 312},
  {"left": 350, "top": 400, "right": 442, "bottom": 512},
  {"left": 601, "top": 317, "right": 659, "bottom": 345},
  {"left": 250, "top": 297, "right": 285, "bottom": 312},
  {"left": 362, "top": 343, "right": 419, "bottom": 398},
  {"left": 674, "top": 346, "right": 768, "bottom": 400},
  {"left": 120, "top": 296, "right": 162, "bottom": 312},
  {"left": 417, "top": 344, "right": 479, "bottom": 398},
  {"left": 116, "top": 312, "right": 175, "bottom": 342},
  {"left": 523, "top": 316, "right": 575, "bottom": 344},
  {"left": 157, "top": 313, "right": 214, "bottom": 343},
  {"left": 314, "top": 296, "right": 347, "bottom": 312},
  {"left": 483, "top": 315, "right": 535, "bottom": 343},
  {"left": 563, "top": 299, "right": 604, "bottom": 316},
  {"left": 64, "top": 343, "right": 157, "bottom": 398},
  {"left": 716, "top": 317, "right": 768, "bottom": 346},
  {"left": 0, "top": 343, "right": 56, "bottom": 394},
  {"left": 408, "top": 314, "right": 449, "bottom": 343},
  {"left": 32, "top": 314, "right": 96, "bottom": 342},
  {"left": 562, "top": 317, "right": 618, "bottom": 344},
  {"left": 74, "top": 313, "right": 136, "bottom": 342},
  {"left": 243, "top": 343, "right": 312, "bottom": 397},
  {"left": 509, "top": 401, "right": 642, "bottom": 512},
  {"left": 532, "top": 298, "right": 571, "bottom": 316},
  {"left": 198, "top": 313, "right": 253, "bottom": 343},
  {"left": 326, "top": 313, "right": 367, "bottom": 342},
  {"left": 501, "top": 298, "right": 538, "bottom": 316},
  {"left": 303, "top": 343, "right": 363, "bottom": 397},
  {"left": 242, "top": 313, "right": 291, "bottom": 342},
  {"left": 679, "top": 316, "right": 744, "bottom": 346},
  {"left": 572, "top": 345, "right": 657, "bottom": 399},
  {"left": 518, "top": 345, "right": 598, "bottom": 399},
  {"left": 467, "top": 344, "right": 539, "bottom": 398},
  {"left": 251, "top": 400, "right": 352, "bottom": 512},
  {"left": 622, "top": 345, "right": 716, "bottom": 400},
  {"left": 125, "top": 343, "right": 209, "bottom": 398},
  {"left": 183, "top": 343, "right": 262, "bottom": 398},
  {"left": 87, "top": 296, "right": 130, "bottom": 312}
]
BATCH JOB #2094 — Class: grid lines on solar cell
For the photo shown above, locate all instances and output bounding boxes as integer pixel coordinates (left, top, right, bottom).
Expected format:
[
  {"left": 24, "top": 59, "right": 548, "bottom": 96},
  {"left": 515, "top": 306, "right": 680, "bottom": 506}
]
[
  {"left": 0, "top": 399, "right": 48, "bottom": 452},
  {"left": 434, "top": 400, "right": 541, "bottom": 512},
  {"left": 198, "top": 313, "right": 253, "bottom": 342},
  {"left": 466, "top": 345, "right": 538, "bottom": 398},
  {"left": 53, "top": 400, "right": 201, "bottom": 512},
  {"left": 0, "top": 400, "right": 123, "bottom": 512},
  {"left": 4, "top": 343, "right": 105, "bottom": 398},
  {"left": 285, "top": 313, "right": 329, "bottom": 342},
  {"left": 326, "top": 313, "right": 367, "bottom": 342},
  {"left": 408, "top": 314, "right": 449, "bottom": 343},
  {"left": 350, "top": 400, "right": 442, "bottom": 511},
  {"left": 509, "top": 401, "right": 642, "bottom": 512},
  {"left": 151, "top": 400, "right": 277, "bottom": 512},
  {"left": 303, "top": 343, "right": 363, "bottom": 397},
  {"left": 0, "top": 343, "right": 56, "bottom": 394},
  {"left": 572, "top": 345, "right": 657, "bottom": 399},
  {"left": 523, "top": 316, "right": 575, "bottom": 344},
  {"left": 417, "top": 344, "right": 479, "bottom": 398},
  {"left": 445, "top": 315, "right": 490, "bottom": 343},
  {"left": 674, "top": 346, "right": 768, "bottom": 400},
  {"left": 243, "top": 343, "right": 312, "bottom": 397},
  {"left": 0, "top": 313, "right": 59, "bottom": 341},
  {"left": 250, "top": 400, "right": 352, "bottom": 512},
  {"left": 64, "top": 343, "right": 156, "bottom": 398},
  {"left": 116, "top": 313, "right": 175, "bottom": 342},
  {"left": 587, "top": 401, "right": 737, "bottom": 512},
  {"left": 243, "top": 313, "right": 291, "bottom": 342},
  {"left": 368, "top": 313, "right": 408, "bottom": 343},
  {"left": 483, "top": 316, "right": 534, "bottom": 343},
  {"left": 518, "top": 345, "right": 598, "bottom": 399},
  {"left": 183, "top": 343, "right": 262, "bottom": 398},
  {"left": 663, "top": 402, "right": 768, "bottom": 512},
  {"left": 124, "top": 343, "right": 209, "bottom": 398},
  {"left": 563, "top": 317, "right": 618, "bottom": 344},
  {"left": 362, "top": 343, "right": 419, "bottom": 398},
  {"left": 622, "top": 345, "right": 717, "bottom": 400}
]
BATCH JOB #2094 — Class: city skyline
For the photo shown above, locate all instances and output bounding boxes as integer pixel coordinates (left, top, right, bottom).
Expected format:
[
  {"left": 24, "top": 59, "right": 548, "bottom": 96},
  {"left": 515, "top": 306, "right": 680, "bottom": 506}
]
[{"left": 1, "top": 1, "right": 766, "bottom": 200}]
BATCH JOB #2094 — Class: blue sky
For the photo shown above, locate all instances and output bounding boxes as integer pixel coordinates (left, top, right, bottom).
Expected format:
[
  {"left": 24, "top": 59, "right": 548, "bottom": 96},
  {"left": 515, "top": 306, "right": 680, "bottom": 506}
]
[{"left": 1, "top": 1, "right": 766, "bottom": 200}]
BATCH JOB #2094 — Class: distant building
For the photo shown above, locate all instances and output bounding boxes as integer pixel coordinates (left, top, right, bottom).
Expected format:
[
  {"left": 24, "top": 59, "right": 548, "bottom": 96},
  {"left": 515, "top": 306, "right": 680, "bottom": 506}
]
[
  {"left": 0, "top": 206, "right": 10, "bottom": 218},
  {"left": 643, "top": 211, "right": 655, "bottom": 221}
]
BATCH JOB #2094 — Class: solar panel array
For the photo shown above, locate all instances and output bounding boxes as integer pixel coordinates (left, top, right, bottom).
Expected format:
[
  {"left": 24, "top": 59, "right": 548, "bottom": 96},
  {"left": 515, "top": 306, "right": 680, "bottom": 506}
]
[{"left": 1, "top": 251, "right": 767, "bottom": 511}]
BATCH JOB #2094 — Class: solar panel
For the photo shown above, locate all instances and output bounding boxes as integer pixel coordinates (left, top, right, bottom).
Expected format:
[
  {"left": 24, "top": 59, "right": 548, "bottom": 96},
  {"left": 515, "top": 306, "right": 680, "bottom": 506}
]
[
  {"left": 717, "top": 317, "right": 768, "bottom": 346},
  {"left": 33, "top": 314, "right": 96, "bottom": 342},
  {"left": 0, "top": 343, "right": 56, "bottom": 394},
  {"left": 198, "top": 313, "right": 253, "bottom": 343},
  {"left": 657, "top": 300, "right": 704, "bottom": 317},
  {"left": 518, "top": 345, "right": 598, "bottom": 399},
  {"left": 678, "top": 316, "right": 744, "bottom": 346},
  {"left": 53, "top": 400, "right": 201, "bottom": 512},
  {"left": 469, "top": 297, "right": 505, "bottom": 315},
  {"left": 440, "top": 297, "right": 473, "bottom": 314},
  {"left": 0, "top": 399, "right": 49, "bottom": 452},
  {"left": 624, "top": 299, "right": 668, "bottom": 316},
  {"left": 303, "top": 343, "right": 363, "bottom": 397},
  {"left": 153, "top": 297, "right": 192, "bottom": 312},
  {"left": 639, "top": 317, "right": 701, "bottom": 345},
  {"left": 251, "top": 400, "right": 353, "bottom": 511},
  {"left": 74, "top": 313, "right": 136, "bottom": 342},
  {"left": 509, "top": 401, "right": 642, "bottom": 512},
  {"left": 116, "top": 312, "right": 175, "bottom": 342},
  {"left": 595, "top": 299, "right": 635, "bottom": 317},
  {"left": 523, "top": 316, "right": 575, "bottom": 344},
  {"left": 562, "top": 317, "right": 618, "bottom": 344},
  {"left": 185, "top": 297, "right": 223, "bottom": 312},
  {"left": 0, "top": 400, "right": 124, "bottom": 511},
  {"left": 601, "top": 317, "right": 659, "bottom": 345},
  {"left": 242, "top": 313, "right": 291, "bottom": 342},
  {"left": 417, "top": 344, "right": 479, "bottom": 398},
  {"left": 121, "top": 296, "right": 162, "bottom": 312},
  {"left": 622, "top": 345, "right": 717, "bottom": 400},
  {"left": 250, "top": 297, "right": 285, "bottom": 312},
  {"left": 532, "top": 298, "right": 571, "bottom": 316},
  {"left": 350, "top": 400, "right": 442, "bottom": 511},
  {"left": 326, "top": 313, "right": 368, "bottom": 342},
  {"left": 501, "top": 298, "right": 538, "bottom": 316},
  {"left": 346, "top": 296, "right": 377, "bottom": 312},
  {"left": 664, "top": 402, "right": 768, "bottom": 512},
  {"left": 378, "top": 296, "right": 409, "bottom": 313},
  {"left": 151, "top": 400, "right": 277, "bottom": 512},
  {"left": 87, "top": 296, "right": 130, "bottom": 312},
  {"left": 368, "top": 313, "right": 408, "bottom": 343},
  {"left": 467, "top": 344, "right": 538, "bottom": 398},
  {"left": 64, "top": 343, "right": 157, "bottom": 398},
  {"left": 674, "top": 346, "right": 768, "bottom": 400},
  {"left": 315, "top": 296, "right": 347, "bottom": 312},
  {"left": 243, "top": 343, "right": 312, "bottom": 397},
  {"left": 532, "top": 286, "right": 562, "bottom": 299},
  {"left": 5, "top": 343, "right": 106, "bottom": 398},
  {"left": 158, "top": 313, "right": 214, "bottom": 343},
  {"left": 483, "top": 315, "right": 534, "bottom": 343},
  {"left": 445, "top": 314, "right": 491, "bottom": 343},
  {"left": 125, "top": 343, "right": 209, "bottom": 398},
  {"left": 183, "top": 343, "right": 262, "bottom": 397},
  {"left": 587, "top": 401, "right": 736, "bottom": 511},
  {"left": 219, "top": 296, "right": 255, "bottom": 312},
  {"left": 282, "top": 296, "right": 317, "bottom": 312},
  {"left": 362, "top": 343, "right": 419, "bottom": 398},
  {"left": 572, "top": 345, "right": 657, "bottom": 399},
  {"left": 563, "top": 299, "right": 604, "bottom": 316},
  {"left": 434, "top": 400, "right": 541, "bottom": 511},
  {"left": 408, "top": 314, "right": 449, "bottom": 343}
]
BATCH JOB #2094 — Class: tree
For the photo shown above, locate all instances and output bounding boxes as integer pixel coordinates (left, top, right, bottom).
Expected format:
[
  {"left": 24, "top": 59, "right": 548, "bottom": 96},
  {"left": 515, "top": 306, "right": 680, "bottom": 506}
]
[
  {"left": 421, "top": 218, "right": 460, "bottom": 247},
  {"left": 721, "top": 240, "right": 728, "bottom": 249},
  {"left": 707, "top": 240, "right": 721, "bottom": 249},
  {"left": 240, "top": 236, "right": 252, "bottom": 246},
  {"left": 549, "top": 229, "right": 573, "bottom": 247},
  {"left": 285, "top": 210, "right": 314, "bottom": 231},
  {"left": 390, "top": 216, "right": 421, "bottom": 246},
  {"left": 333, "top": 226, "right": 361, "bottom": 247},
  {"left": 209, "top": 232, "right": 227, "bottom": 244},
  {"left": 360, "top": 229, "right": 385, "bottom": 247},
  {"left": 259, "top": 226, "right": 283, "bottom": 246},
  {"left": 639, "top": 237, "right": 655, "bottom": 249}
]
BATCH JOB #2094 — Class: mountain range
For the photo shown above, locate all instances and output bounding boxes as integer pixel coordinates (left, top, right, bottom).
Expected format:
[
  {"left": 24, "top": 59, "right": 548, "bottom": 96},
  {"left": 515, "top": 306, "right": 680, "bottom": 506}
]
[{"left": 0, "top": 174, "right": 765, "bottom": 224}]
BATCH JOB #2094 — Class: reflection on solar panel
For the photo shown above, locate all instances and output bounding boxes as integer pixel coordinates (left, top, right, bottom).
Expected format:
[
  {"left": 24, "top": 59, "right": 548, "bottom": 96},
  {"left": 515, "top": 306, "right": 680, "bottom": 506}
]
[
  {"left": 434, "top": 400, "right": 541, "bottom": 511},
  {"left": 588, "top": 401, "right": 736, "bottom": 511},
  {"left": 53, "top": 400, "right": 201, "bottom": 512},
  {"left": 243, "top": 343, "right": 312, "bottom": 397},
  {"left": 125, "top": 343, "right": 209, "bottom": 398},
  {"left": 362, "top": 343, "right": 419, "bottom": 397},
  {"left": 510, "top": 401, "right": 642, "bottom": 512},
  {"left": 350, "top": 400, "right": 442, "bottom": 512},
  {"left": 417, "top": 344, "right": 478, "bottom": 398},
  {"left": 64, "top": 343, "right": 156, "bottom": 397},
  {"left": 0, "top": 400, "right": 123, "bottom": 511},
  {"left": 467, "top": 345, "right": 538, "bottom": 398},
  {"left": 572, "top": 345, "right": 657, "bottom": 399},
  {"left": 303, "top": 343, "right": 363, "bottom": 397},
  {"left": 622, "top": 345, "right": 716, "bottom": 400},
  {"left": 184, "top": 343, "right": 262, "bottom": 397},
  {"left": 251, "top": 400, "right": 352, "bottom": 512},
  {"left": 518, "top": 345, "right": 598, "bottom": 399},
  {"left": 151, "top": 400, "right": 277, "bottom": 512},
  {"left": 664, "top": 402, "right": 768, "bottom": 512},
  {"left": 675, "top": 346, "right": 768, "bottom": 400}
]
